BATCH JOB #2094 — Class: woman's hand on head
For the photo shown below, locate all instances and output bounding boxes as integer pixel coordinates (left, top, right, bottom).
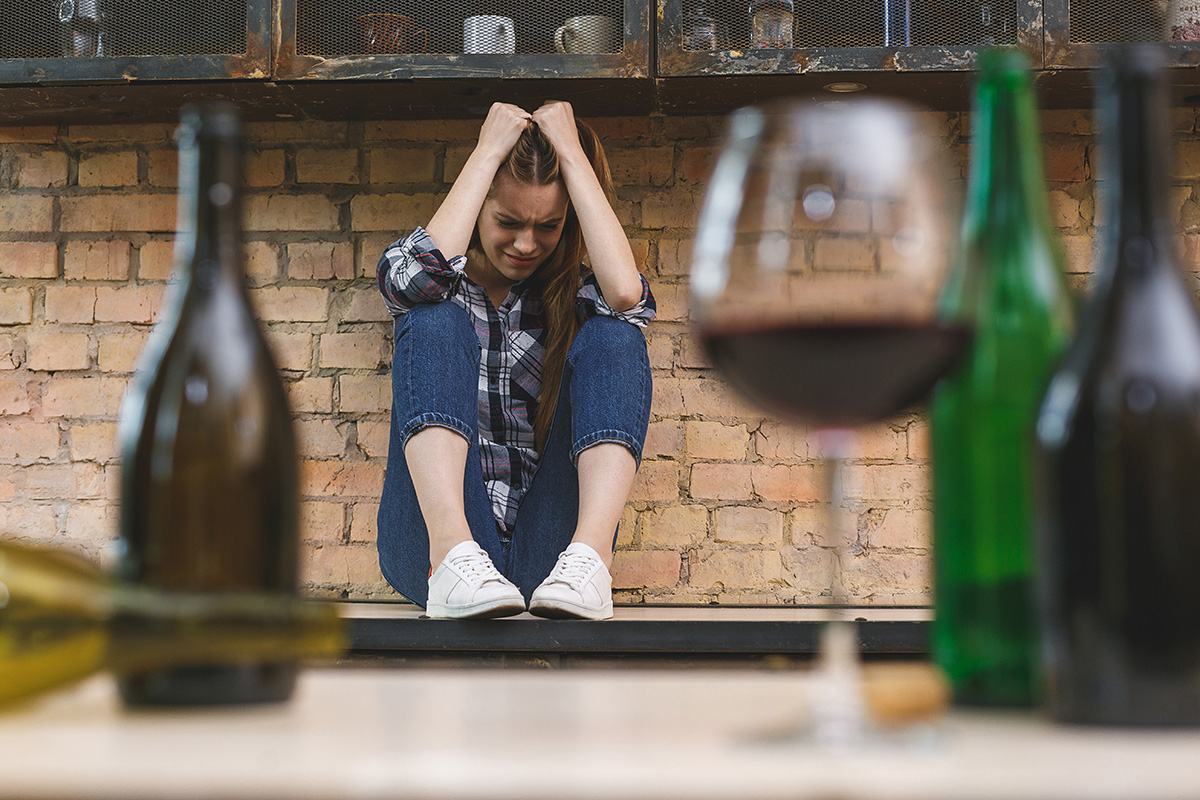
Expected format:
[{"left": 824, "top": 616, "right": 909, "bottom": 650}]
[
  {"left": 532, "top": 101, "right": 586, "bottom": 165},
  {"left": 477, "top": 102, "right": 532, "bottom": 163}
]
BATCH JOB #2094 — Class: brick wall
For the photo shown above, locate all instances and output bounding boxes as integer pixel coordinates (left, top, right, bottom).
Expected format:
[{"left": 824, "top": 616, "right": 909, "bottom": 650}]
[{"left": 2, "top": 107, "right": 1191, "bottom": 605}]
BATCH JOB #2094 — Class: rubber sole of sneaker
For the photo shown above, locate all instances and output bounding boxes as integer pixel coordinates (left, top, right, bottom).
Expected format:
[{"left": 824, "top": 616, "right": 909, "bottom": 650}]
[
  {"left": 528, "top": 598, "right": 613, "bottom": 621},
  {"left": 425, "top": 597, "right": 526, "bottom": 619}
]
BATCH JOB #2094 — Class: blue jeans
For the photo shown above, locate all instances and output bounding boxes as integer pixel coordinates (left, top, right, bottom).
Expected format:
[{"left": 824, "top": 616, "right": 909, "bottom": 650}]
[{"left": 376, "top": 301, "right": 652, "bottom": 607}]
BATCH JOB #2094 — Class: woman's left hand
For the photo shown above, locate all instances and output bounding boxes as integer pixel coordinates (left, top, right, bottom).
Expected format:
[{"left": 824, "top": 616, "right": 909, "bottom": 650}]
[{"left": 532, "top": 101, "right": 586, "bottom": 166}]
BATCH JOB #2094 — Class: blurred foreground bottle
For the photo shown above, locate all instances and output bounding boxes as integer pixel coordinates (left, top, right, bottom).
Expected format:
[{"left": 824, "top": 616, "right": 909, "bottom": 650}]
[
  {"left": 116, "top": 103, "right": 302, "bottom": 706},
  {"left": 0, "top": 540, "right": 344, "bottom": 709},
  {"left": 931, "top": 49, "right": 1075, "bottom": 706},
  {"left": 1035, "top": 45, "right": 1200, "bottom": 726}
]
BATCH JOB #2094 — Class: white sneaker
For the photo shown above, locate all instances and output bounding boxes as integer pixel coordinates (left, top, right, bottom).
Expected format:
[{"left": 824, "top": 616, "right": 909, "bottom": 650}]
[
  {"left": 426, "top": 541, "right": 526, "bottom": 619},
  {"left": 529, "top": 542, "right": 613, "bottom": 620}
]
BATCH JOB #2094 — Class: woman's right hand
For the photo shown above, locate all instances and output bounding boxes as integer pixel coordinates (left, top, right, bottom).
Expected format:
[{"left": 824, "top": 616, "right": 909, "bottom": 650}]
[{"left": 476, "top": 102, "right": 532, "bottom": 163}]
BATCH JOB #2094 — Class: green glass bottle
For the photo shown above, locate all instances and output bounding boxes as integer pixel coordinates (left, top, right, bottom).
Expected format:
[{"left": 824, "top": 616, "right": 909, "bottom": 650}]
[
  {"left": 0, "top": 540, "right": 345, "bottom": 710},
  {"left": 930, "top": 49, "right": 1076, "bottom": 706},
  {"left": 116, "top": 103, "right": 301, "bottom": 706}
]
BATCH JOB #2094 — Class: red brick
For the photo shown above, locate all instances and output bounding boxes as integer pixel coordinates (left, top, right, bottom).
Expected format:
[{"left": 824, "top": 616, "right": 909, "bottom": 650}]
[
  {"left": 854, "top": 420, "right": 905, "bottom": 461},
  {"left": 244, "top": 195, "right": 340, "bottom": 232},
  {"left": 651, "top": 281, "right": 689, "bottom": 323},
  {"left": 296, "top": 150, "right": 360, "bottom": 184},
  {"left": 296, "top": 418, "right": 348, "bottom": 459},
  {"left": 754, "top": 421, "right": 810, "bottom": 461},
  {"left": 301, "top": 543, "right": 392, "bottom": 598},
  {"left": 680, "top": 377, "right": 760, "bottom": 419},
  {"left": 646, "top": 332, "right": 674, "bottom": 371},
  {"left": 1043, "top": 137, "right": 1088, "bottom": 183},
  {"left": 640, "top": 504, "right": 708, "bottom": 548},
  {"left": 842, "top": 550, "right": 931, "bottom": 604},
  {"left": 44, "top": 286, "right": 96, "bottom": 323},
  {"left": 61, "top": 194, "right": 175, "bottom": 232},
  {"left": 98, "top": 331, "right": 149, "bottom": 373},
  {"left": 641, "top": 191, "right": 702, "bottom": 230},
  {"left": 907, "top": 416, "right": 931, "bottom": 461},
  {"left": 64, "top": 240, "right": 131, "bottom": 280},
  {"left": 651, "top": 376, "right": 685, "bottom": 417},
  {"left": 443, "top": 146, "right": 472, "bottom": 182},
  {"left": 630, "top": 459, "right": 682, "bottom": 502},
  {"left": 611, "top": 550, "right": 681, "bottom": 590},
  {"left": 299, "top": 460, "right": 385, "bottom": 498},
  {"left": 78, "top": 152, "right": 138, "bottom": 187},
  {"left": 0, "top": 242, "right": 56, "bottom": 278},
  {"left": 689, "top": 549, "right": 781, "bottom": 590},
  {"left": 287, "top": 242, "right": 354, "bottom": 280},
  {"left": 868, "top": 508, "right": 932, "bottom": 549},
  {"left": 358, "top": 233, "right": 400, "bottom": 278},
  {"left": 713, "top": 506, "right": 784, "bottom": 545},
  {"left": 244, "top": 241, "right": 279, "bottom": 285},
  {"left": 27, "top": 332, "right": 90, "bottom": 371},
  {"left": 147, "top": 149, "right": 178, "bottom": 187},
  {"left": 245, "top": 121, "right": 349, "bottom": 145},
  {"left": 138, "top": 239, "right": 175, "bottom": 281},
  {"left": 42, "top": 377, "right": 126, "bottom": 417},
  {"left": 0, "top": 196, "right": 54, "bottom": 233},
  {"left": 780, "top": 546, "right": 837, "bottom": 598},
  {"left": 750, "top": 464, "right": 821, "bottom": 503},
  {"left": 95, "top": 285, "right": 164, "bottom": 324},
  {"left": 349, "top": 502, "right": 378, "bottom": 544},
  {"left": 350, "top": 193, "right": 440, "bottom": 232},
  {"left": 299, "top": 500, "right": 346, "bottom": 543},
  {"left": 319, "top": 332, "right": 386, "bottom": 369},
  {"left": 341, "top": 287, "right": 391, "bottom": 323},
  {"left": 250, "top": 287, "right": 328, "bottom": 322},
  {"left": 0, "top": 289, "right": 34, "bottom": 326},
  {"left": 363, "top": 119, "right": 477, "bottom": 142},
  {"left": 0, "top": 127, "right": 58, "bottom": 144},
  {"left": 677, "top": 336, "right": 710, "bottom": 369},
  {"left": 369, "top": 148, "right": 437, "bottom": 184},
  {"left": 286, "top": 377, "right": 334, "bottom": 413},
  {"left": 0, "top": 420, "right": 60, "bottom": 463},
  {"left": 642, "top": 419, "right": 683, "bottom": 460},
  {"left": 23, "top": 462, "right": 106, "bottom": 500},
  {"left": 67, "top": 123, "right": 173, "bottom": 142},
  {"left": 264, "top": 331, "right": 313, "bottom": 372},
  {"left": 63, "top": 501, "right": 116, "bottom": 544},
  {"left": 338, "top": 374, "right": 391, "bottom": 414},
  {"left": 14, "top": 152, "right": 68, "bottom": 188},
  {"left": 355, "top": 420, "right": 390, "bottom": 459},
  {"left": 656, "top": 238, "right": 697, "bottom": 277},
  {"left": 689, "top": 463, "right": 753, "bottom": 501},
  {"left": 70, "top": 422, "right": 118, "bottom": 463},
  {"left": 0, "top": 335, "right": 18, "bottom": 370},
  {"left": 685, "top": 420, "right": 750, "bottom": 461},
  {"left": 0, "top": 502, "right": 59, "bottom": 540},
  {"left": 0, "top": 378, "right": 32, "bottom": 415},
  {"left": 842, "top": 464, "right": 929, "bottom": 504},
  {"left": 246, "top": 150, "right": 286, "bottom": 187}
]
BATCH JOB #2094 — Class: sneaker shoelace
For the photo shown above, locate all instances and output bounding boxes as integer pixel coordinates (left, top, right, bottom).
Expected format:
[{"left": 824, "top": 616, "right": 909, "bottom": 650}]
[
  {"left": 449, "top": 549, "right": 508, "bottom": 589},
  {"left": 547, "top": 550, "right": 599, "bottom": 590}
]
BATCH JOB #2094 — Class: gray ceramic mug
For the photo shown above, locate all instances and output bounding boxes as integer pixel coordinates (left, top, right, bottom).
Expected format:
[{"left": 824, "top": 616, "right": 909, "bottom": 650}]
[
  {"left": 464, "top": 15, "right": 516, "bottom": 54},
  {"left": 554, "top": 15, "right": 620, "bottom": 54}
]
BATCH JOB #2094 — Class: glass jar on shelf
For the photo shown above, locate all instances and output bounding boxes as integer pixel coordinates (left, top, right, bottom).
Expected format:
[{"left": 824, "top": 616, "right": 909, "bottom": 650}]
[
  {"left": 683, "top": 0, "right": 729, "bottom": 50},
  {"left": 749, "top": 0, "right": 793, "bottom": 48}
]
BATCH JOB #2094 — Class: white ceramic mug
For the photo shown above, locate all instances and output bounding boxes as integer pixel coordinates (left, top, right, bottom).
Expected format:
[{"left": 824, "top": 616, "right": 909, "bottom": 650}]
[
  {"left": 554, "top": 15, "right": 620, "bottom": 54},
  {"left": 464, "top": 15, "right": 516, "bottom": 54}
]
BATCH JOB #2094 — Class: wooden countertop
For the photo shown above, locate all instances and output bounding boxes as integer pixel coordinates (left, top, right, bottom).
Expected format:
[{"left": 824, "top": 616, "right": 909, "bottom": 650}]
[{"left": 2, "top": 667, "right": 1198, "bottom": 800}]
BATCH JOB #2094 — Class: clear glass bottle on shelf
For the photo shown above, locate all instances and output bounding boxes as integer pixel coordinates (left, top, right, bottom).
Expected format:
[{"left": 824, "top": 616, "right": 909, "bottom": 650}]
[
  {"left": 885, "top": 0, "right": 911, "bottom": 47},
  {"left": 58, "top": 0, "right": 109, "bottom": 57},
  {"left": 749, "top": 0, "right": 793, "bottom": 48},
  {"left": 683, "top": 0, "right": 728, "bottom": 50}
]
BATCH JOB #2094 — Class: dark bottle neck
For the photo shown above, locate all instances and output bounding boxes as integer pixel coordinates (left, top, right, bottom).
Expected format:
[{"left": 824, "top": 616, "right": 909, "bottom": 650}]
[
  {"left": 964, "top": 51, "right": 1052, "bottom": 246},
  {"left": 175, "top": 107, "right": 244, "bottom": 289},
  {"left": 1099, "top": 46, "right": 1174, "bottom": 266}
]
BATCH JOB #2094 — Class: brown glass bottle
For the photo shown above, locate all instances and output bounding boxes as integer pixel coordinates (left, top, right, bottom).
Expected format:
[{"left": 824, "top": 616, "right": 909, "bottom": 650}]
[
  {"left": 1035, "top": 45, "right": 1200, "bottom": 726},
  {"left": 116, "top": 104, "right": 300, "bottom": 706}
]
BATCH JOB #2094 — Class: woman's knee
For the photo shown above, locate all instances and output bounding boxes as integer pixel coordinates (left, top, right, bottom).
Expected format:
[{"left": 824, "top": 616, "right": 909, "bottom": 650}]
[
  {"left": 569, "top": 316, "right": 649, "bottom": 369},
  {"left": 399, "top": 301, "right": 476, "bottom": 350}
]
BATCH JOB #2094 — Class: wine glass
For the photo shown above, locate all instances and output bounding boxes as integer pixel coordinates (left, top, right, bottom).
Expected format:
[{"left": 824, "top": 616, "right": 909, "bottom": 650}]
[{"left": 691, "top": 99, "right": 961, "bottom": 744}]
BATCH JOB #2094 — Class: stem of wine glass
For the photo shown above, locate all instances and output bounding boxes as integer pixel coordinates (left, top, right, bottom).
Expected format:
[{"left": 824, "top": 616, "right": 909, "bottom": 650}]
[{"left": 811, "top": 428, "right": 866, "bottom": 747}]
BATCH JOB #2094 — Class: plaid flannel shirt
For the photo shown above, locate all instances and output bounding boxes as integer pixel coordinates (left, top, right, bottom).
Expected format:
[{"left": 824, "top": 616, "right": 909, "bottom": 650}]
[{"left": 377, "top": 227, "right": 656, "bottom": 536}]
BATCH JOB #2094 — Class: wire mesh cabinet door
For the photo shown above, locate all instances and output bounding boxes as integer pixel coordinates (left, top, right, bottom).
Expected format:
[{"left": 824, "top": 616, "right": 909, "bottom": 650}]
[
  {"left": 275, "top": 0, "right": 650, "bottom": 79},
  {"left": 1044, "top": 0, "right": 1200, "bottom": 67},
  {"left": 657, "top": 0, "right": 1043, "bottom": 76},
  {"left": 0, "top": 0, "right": 271, "bottom": 83}
]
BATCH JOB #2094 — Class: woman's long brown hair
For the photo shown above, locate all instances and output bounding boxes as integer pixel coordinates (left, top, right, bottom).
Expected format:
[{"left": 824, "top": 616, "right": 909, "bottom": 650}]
[{"left": 469, "top": 118, "right": 614, "bottom": 454}]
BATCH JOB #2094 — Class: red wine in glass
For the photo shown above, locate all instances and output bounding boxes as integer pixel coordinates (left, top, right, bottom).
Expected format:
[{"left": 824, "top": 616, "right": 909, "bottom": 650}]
[{"left": 702, "top": 319, "right": 973, "bottom": 427}]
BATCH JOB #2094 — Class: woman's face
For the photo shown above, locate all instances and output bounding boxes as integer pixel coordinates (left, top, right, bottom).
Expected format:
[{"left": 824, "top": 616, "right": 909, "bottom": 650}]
[{"left": 476, "top": 172, "right": 569, "bottom": 287}]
